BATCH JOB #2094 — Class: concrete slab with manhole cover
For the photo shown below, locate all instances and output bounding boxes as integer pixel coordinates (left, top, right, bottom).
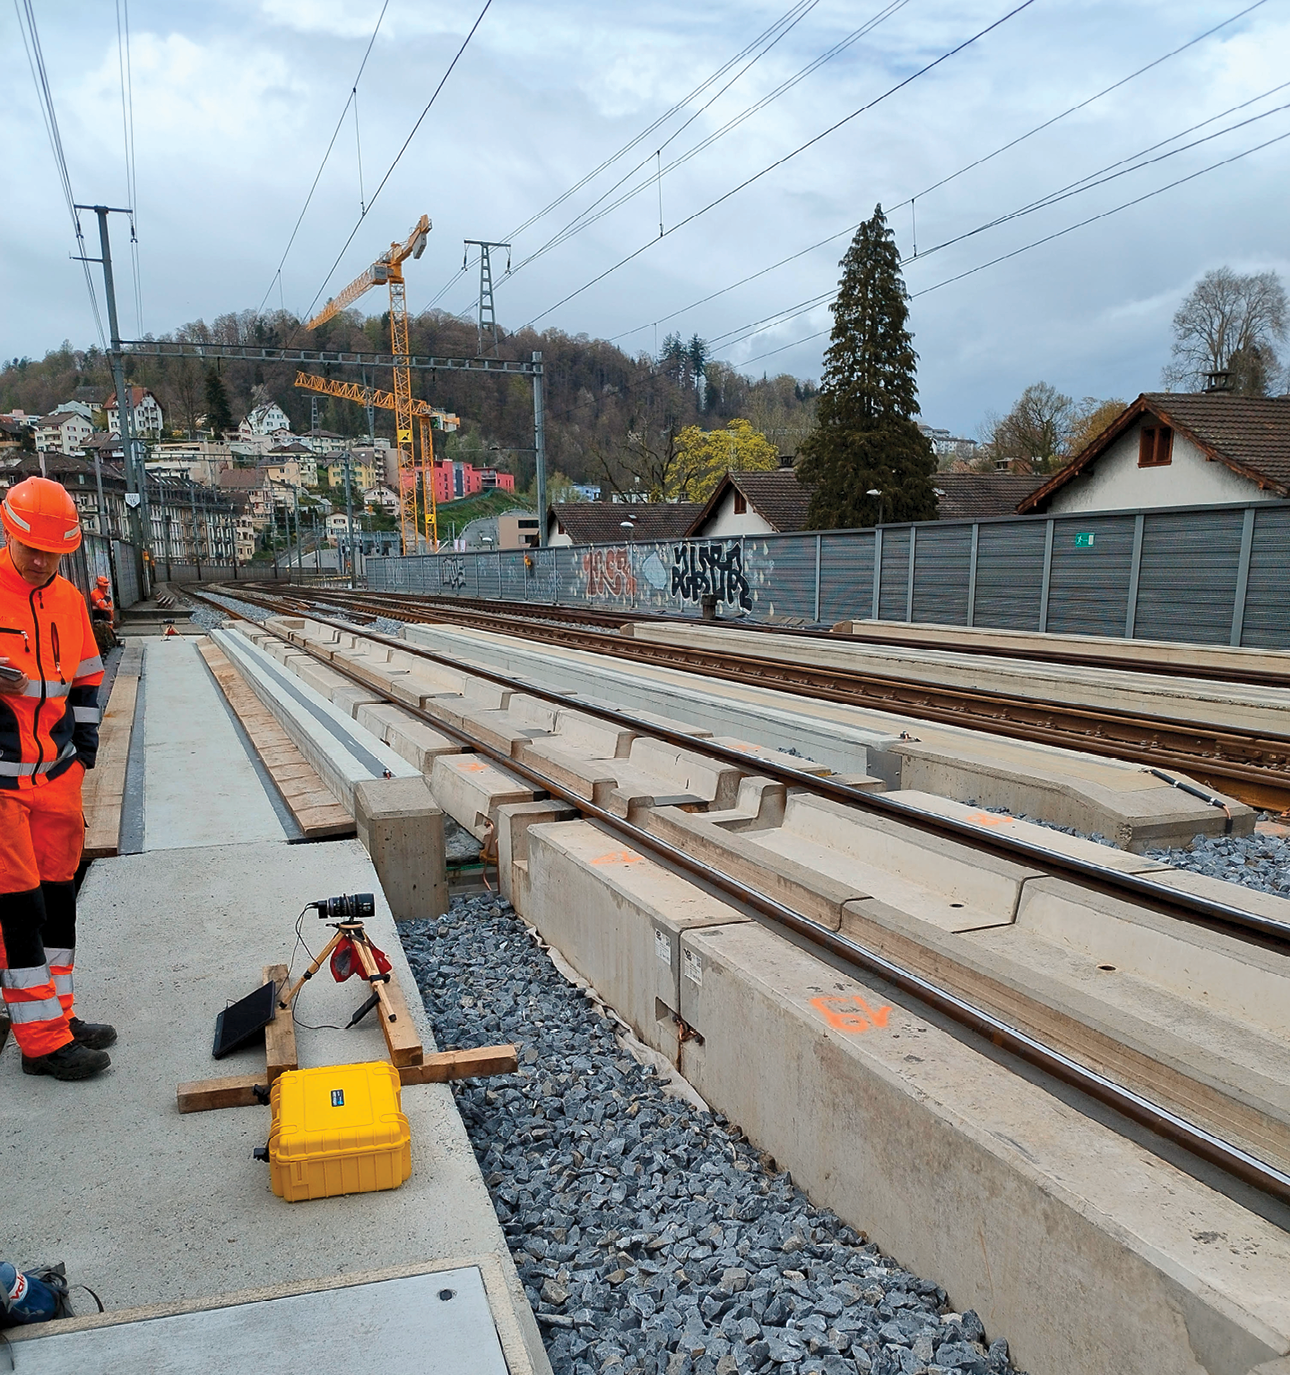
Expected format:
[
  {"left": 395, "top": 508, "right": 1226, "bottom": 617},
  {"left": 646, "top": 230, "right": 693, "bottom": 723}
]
[{"left": 7, "top": 1266, "right": 508, "bottom": 1374}]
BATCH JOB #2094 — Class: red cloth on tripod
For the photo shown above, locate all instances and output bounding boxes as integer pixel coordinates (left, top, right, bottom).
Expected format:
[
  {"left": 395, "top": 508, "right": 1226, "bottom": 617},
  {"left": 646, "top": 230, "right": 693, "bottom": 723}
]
[{"left": 329, "top": 935, "right": 392, "bottom": 982}]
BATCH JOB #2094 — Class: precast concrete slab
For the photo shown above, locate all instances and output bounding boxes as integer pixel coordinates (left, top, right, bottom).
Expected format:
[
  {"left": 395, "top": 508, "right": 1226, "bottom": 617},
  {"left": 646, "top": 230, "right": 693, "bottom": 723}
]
[
  {"left": 522, "top": 819, "right": 750, "bottom": 1059},
  {"left": 0, "top": 836, "right": 548, "bottom": 1375},
  {"left": 140, "top": 637, "right": 287, "bottom": 850},
  {"left": 429, "top": 752, "right": 540, "bottom": 839},
  {"left": 396, "top": 623, "right": 1245, "bottom": 846},
  {"left": 673, "top": 920, "right": 1290, "bottom": 1375},
  {"left": 6, "top": 1264, "right": 510, "bottom": 1375},
  {"left": 215, "top": 627, "right": 417, "bottom": 809}
]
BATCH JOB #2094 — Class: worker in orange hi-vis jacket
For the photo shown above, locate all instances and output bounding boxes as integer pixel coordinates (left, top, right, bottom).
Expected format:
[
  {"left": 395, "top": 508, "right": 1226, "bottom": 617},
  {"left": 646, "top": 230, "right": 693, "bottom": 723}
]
[
  {"left": 0, "top": 477, "right": 115, "bottom": 1081},
  {"left": 89, "top": 573, "right": 118, "bottom": 653}
]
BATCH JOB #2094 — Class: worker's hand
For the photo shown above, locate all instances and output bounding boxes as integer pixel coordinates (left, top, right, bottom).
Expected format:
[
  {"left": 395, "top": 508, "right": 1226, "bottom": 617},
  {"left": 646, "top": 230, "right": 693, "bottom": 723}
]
[{"left": 0, "top": 658, "right": 29, "bottom": 696}]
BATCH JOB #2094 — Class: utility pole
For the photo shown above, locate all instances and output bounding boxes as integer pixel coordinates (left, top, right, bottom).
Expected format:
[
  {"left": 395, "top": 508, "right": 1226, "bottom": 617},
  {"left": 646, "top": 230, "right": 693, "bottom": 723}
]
[
  {"left": 532, "top": 350, "right": 548, "bottom": 548},
  {"left": 75, "top": 204, "right": 152, "bottom": 588},
  {"left": 463, "top": 240, "right": 510, "bottom": 356},
  {"left": 361, "top": 368, "right": 376, "bottom": 446},
  {"left": 310, "top": 395, "right": 319, "bottom": 438},
  {"left": 344, "top": 451, "right": 355, "bottom": 588},
  {"left": 293, "top": 485, "right": 303, "bottom": 577},
  {"left": 189, "top": 481, "right": 202, "bottom": 579}
]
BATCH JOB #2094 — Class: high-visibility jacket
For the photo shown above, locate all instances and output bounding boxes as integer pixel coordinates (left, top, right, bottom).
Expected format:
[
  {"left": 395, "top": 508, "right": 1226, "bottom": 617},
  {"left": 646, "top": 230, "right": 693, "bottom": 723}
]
[
  {"left": 90, "top": 586, "right": 113, "bottom": 616},
  {"left": 0, "top": 547, "right": 103, "bottom": 791}
]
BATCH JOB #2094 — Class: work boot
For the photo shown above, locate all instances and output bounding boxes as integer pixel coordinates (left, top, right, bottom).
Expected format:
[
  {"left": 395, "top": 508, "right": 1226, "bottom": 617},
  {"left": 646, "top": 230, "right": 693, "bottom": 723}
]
[
  {"left": 69, "top": 1016, "right": 118, "bottom": 1050},
  {"left": 22, "top": 1042, "right": 111, "bottom": 1081}
]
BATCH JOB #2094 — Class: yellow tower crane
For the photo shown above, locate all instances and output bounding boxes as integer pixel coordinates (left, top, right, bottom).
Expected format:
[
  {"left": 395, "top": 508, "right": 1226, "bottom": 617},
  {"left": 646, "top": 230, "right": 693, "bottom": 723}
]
[
  {"left": 306, "top": 214, "right": 431, "bottom": 554},
  {"left": 293, "top": 371, "right": 459, "bottom": 549}
]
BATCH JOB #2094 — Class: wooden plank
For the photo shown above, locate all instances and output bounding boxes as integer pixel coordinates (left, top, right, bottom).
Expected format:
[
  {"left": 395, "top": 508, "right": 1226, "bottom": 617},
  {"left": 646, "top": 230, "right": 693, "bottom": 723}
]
[
  {"left": 399, "top": 1045, "right": 518, "bottom": 1085},
  {"left": 82, "top": 644, "right": 143, "bottom": 860},
  {"left": 262, "top": 963, "right": 298, "bottom": 1080},
  {"left": 370, "top": 964, "right": 425, "bottom": 1068},
  {"left": 176, "top": 1073, "right": 267, "bottom": 1114},
  {"left": 197, "top": 638, "right": 355, "bottom": 839}
]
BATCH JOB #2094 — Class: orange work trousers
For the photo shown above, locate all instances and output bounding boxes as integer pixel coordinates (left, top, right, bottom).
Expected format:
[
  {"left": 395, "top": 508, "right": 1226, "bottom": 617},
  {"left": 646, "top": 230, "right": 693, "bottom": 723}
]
[{"left": 0, "top": 764, "right": 86, "bottom": 1056}]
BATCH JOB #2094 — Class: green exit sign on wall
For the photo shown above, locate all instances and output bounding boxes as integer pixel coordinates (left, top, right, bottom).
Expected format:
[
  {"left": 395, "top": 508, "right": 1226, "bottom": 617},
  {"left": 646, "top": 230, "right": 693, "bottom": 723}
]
[{"left": 1074, "top": 532, "right": 1096, "bottom": 548}]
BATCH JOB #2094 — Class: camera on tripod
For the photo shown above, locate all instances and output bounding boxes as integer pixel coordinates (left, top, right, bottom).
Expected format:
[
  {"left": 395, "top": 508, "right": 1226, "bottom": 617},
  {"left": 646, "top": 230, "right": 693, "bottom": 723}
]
[{"left": 309, "top": 893, "right": 375, "bottom": 922}]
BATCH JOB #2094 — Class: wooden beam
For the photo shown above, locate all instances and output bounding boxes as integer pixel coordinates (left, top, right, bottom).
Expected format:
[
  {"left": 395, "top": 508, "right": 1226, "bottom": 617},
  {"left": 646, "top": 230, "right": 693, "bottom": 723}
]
[
  {"left": 398, "top": 1044, "right": 518, "bottom": 1084},
  {"left": 262, "top": 964, "right": 298, "bottom": 1080},
  {"left": 369, "top": 963, "right": 425, "bottom": 1069},
  {"left": 176, "top": 1073, "right": 267, "bottom": 1114},
  {"left": 82, "top": 644, "right": 143, "bottom": 859},
  {"left": 197, "top": 638, "right": 355, "bottom": 839}
]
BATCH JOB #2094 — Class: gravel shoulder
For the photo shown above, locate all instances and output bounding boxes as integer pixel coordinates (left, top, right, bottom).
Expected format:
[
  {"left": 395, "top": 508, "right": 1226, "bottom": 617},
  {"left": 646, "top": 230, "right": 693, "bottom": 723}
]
[{"left": 402, "top": 896, "right": 1022, "bottom": 1375}]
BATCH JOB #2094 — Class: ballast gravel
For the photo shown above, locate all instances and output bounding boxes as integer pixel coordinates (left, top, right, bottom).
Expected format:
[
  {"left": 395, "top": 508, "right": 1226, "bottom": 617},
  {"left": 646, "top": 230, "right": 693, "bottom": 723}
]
[
  {"left": 186, "top": 590, "right": 272, "bottom": 627},
  {"left": 401, "top": 895, "right": 1023, "bottom": 1375},
  {"left": 1144, "top": 829, "right": 1290, "bottom": 898}
]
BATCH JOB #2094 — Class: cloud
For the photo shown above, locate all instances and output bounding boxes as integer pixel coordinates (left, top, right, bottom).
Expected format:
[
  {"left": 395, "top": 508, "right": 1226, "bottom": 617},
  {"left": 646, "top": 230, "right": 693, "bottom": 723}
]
[{"left": 3, "top": 0, "right": 1287, "bottom": 436}]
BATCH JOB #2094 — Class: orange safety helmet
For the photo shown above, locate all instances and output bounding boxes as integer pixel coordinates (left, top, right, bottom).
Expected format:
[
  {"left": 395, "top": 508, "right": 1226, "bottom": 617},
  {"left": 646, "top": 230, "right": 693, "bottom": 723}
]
[
  {"left": 96, "top": 575, "right": 110, "bottom": 587},
  {"left": 1, "top": 476, "right": 82, "bottom": 554}
]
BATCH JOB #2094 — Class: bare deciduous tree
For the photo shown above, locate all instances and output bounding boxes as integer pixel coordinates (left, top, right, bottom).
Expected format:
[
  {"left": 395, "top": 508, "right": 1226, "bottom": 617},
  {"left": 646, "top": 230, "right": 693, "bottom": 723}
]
[
  {"left": 1164, "top": 267, "right": 1287, "bottom": 394},
  {"left": 982, "top": 382, "right": 1075, "bottom": 473}
]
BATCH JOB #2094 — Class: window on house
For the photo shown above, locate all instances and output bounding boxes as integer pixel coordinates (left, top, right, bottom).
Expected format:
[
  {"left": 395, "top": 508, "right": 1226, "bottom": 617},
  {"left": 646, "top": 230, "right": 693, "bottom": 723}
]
[
  {"left": 733, "top": 491, "right": 747, "bottom": 514},
  {"left": 1138, "top": 425, "right": 1173, "bottom": 468}
]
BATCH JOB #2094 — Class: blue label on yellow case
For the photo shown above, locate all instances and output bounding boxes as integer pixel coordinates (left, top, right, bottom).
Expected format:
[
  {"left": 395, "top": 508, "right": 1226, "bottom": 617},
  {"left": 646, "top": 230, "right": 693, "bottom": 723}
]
[{"left": 331, "top": 1089, "right": 345, "bottom": 1107}]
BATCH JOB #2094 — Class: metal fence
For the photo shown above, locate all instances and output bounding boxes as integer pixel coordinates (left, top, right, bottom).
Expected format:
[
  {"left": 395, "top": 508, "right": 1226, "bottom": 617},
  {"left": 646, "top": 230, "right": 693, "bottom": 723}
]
[{"left": 368, "top": 498, "right": 1290, "bottom": 650}]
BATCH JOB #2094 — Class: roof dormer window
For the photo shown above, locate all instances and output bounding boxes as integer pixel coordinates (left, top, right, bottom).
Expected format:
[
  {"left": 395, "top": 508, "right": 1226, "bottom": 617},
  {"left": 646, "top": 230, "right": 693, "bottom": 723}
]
[{"left": 1138, "top": 424, "right": 1173, "bottom": 468}]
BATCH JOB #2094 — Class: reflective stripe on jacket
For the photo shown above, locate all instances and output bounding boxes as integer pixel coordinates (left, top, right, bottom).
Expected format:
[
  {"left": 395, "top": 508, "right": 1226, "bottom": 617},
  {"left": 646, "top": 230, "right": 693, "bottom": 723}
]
[{"left": 0, "top": 547, "right": 103, "bottom": 791}]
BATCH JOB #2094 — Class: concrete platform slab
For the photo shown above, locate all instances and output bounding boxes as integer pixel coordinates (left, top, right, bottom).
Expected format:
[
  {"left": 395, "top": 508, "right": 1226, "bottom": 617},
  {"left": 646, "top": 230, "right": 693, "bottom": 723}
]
[
  {"left": 141, "top": 637, "right": 286, "bottom": 850},
  {"left": 0, "top": 835, "right": 547, "bottom": 1375},
  {"left": 6, "top": 1264, "right": 509, "bottom": 1375}
]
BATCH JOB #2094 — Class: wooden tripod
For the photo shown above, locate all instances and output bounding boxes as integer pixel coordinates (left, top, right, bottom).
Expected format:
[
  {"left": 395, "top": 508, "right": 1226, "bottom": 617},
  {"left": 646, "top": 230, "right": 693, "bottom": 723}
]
[{"left": 279, "top": 918, "right": 399, "bottom": 1028}]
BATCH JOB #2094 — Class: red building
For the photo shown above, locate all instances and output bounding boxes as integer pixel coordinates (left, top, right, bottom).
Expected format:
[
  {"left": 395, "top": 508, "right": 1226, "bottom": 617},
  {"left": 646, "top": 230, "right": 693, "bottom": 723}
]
[{"left": 403, "top": 461, "right": 516, "bottom": 504}]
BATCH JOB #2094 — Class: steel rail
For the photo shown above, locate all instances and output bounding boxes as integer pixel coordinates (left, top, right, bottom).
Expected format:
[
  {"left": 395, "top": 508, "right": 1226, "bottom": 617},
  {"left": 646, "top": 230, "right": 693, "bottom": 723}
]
[
  {"left": 195, "top": 586, "right": 1290, "bottom": 1207},
  {"left": 202, "top": 584, "right": 1290, "bottom": 951},
  {"left": 358, "top": 589, "right": 1290, "bottom": 690},
  {"left": 270, "top": 585, "right": 1290, "bottom": 814}
]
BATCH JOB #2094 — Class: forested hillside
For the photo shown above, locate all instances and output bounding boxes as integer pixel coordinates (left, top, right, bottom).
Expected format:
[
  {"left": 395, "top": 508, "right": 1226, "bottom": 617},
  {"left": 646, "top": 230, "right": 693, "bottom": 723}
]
[{"left": 1, "top": 310, "right": 817, "bottom": 497}]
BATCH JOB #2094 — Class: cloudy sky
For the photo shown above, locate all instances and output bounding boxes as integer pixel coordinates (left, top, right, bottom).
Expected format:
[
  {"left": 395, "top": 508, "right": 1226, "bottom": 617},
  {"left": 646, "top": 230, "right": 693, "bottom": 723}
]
[{"left": 4, "top": 0, "right": 1288, "bottom": 435}]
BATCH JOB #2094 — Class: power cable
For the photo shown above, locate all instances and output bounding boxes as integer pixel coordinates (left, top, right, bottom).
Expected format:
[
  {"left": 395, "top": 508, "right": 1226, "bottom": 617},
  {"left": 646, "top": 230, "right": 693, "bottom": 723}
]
[
  {"left": 294, "top": 0, "right": 494, "bottom": 335},
  {"left": 13, "top": 0, "right": 107, "bottom": 350},
  {"left": 609, "top": 0, "right": 1272, "bottom": 348},
  {"left": 255, "top": 0, "right": 391, "bottom": 320},
  {"left": 733, "top": 126, "right": 1290, "bottom": 368},
  {"left": 712, "top": 83, "right": 1290, "bottom": 352},
  {"left": 419, "top": 0, "right": 821, "bottom": 313},
  {"left": 501, "top": 0, "right": 912, "bottom": 288},
  {"left": 115, "top": 0, "right": 143, "bottom": 335},
  {"left": 518, "top": 0, "right": 1040, "bottom": 331}
]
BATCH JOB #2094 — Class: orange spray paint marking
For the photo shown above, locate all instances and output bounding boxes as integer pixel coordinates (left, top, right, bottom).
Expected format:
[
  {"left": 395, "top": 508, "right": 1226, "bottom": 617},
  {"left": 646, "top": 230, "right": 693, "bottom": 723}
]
[
  {"left": 591, "top": 850, "right": 643, "bottom": 866},
  {"left": 965, "top": 811, "right": 1012, "bottom": 827},
  {"left": 811, "top": 994, "right": 893, "bottom": 1033}
]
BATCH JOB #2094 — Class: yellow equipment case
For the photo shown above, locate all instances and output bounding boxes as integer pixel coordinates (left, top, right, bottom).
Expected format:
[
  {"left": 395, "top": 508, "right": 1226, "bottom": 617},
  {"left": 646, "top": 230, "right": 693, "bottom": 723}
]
[{"left": 267, "top": 1060, "right": 411, "bottom": 1203}]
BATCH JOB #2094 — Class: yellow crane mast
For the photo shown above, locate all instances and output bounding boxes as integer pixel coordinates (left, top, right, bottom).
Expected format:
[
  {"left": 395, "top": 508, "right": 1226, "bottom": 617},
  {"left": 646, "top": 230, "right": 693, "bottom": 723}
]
[
  {"left": 293, "top": 371, "right": 459, "bottom": 548},
  {"left": 306, "top": 215, "right": 430, "bottom": 554}
]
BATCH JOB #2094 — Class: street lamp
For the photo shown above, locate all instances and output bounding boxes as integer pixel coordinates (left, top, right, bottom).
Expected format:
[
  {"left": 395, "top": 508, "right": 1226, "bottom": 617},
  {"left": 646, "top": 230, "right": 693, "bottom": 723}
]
[
  {"left": 866, "top": 488, "right": 883, "bottom": 525},
  {"left": 620, "top": 519, "right": 636, "bottom": 543}
]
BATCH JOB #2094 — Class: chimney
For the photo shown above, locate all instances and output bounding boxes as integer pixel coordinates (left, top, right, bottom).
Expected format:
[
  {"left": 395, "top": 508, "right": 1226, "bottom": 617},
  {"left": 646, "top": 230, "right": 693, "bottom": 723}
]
[
  {"left": 778, "top": 454, "right": 795, "bottom": 469},
  {"left": 1204, "top": 369, "right": 1234, "bottom": 393}
]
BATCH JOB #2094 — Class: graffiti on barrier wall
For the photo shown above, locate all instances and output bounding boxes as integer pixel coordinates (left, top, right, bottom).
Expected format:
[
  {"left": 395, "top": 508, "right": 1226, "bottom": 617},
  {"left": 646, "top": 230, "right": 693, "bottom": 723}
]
[
  {"left": 670, "top": 541, "right": 752, "bottom": 612},
  {"left": 582, "top": 545, "right": 636, "bottom": 600},
  {"left": 440, "top": 556, "right": 467, "bottom": 592}
]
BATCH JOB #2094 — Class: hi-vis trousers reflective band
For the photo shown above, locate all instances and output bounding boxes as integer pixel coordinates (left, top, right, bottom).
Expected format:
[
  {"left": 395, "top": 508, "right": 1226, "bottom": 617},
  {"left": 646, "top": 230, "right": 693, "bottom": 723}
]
[{"left": 0, "top": 766, "right": 85, "bottom": 1057}]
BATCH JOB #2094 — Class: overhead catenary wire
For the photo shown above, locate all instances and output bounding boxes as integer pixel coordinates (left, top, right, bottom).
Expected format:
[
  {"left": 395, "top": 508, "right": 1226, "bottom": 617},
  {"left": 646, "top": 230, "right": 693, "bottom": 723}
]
[
  {"left": 115, "top": 0, "right": 143, "bottom": 336},
  {"left": 293, "top": 0, "right": 494, "bottom": 337},
  {"left": 255, "top": 0, "right": 391, "bottom": 321},
  {"left": 419, "top": 0, "right": 823, "bottom": 314},
  {"left": 711, "top": 85, "right": 1290, "bottom": 355},
  {"left": 517, "top": 0, "right": 1041, "bottom": 332},
  {"left": 13, "top": 0, "right": 107, "bottom": 350},
  {"left": 610, "top": 0, "right": 1273, "bottom": 349},
  {"left": 733, "top": 125, "right": 1290, "bottom": 369},
  {"left": 500, "top": 0, "right": 913, "bottom": 289}
]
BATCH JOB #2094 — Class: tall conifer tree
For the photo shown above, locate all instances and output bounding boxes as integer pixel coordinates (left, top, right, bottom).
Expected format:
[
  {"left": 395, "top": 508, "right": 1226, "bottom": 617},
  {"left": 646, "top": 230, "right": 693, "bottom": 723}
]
[{"left": 797, "top": 205, "right": 935, "bottom": 529}]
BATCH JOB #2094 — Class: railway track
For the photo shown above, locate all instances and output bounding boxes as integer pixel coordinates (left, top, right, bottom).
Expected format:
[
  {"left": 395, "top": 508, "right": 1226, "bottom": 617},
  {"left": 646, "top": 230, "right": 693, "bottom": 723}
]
[
  {"left": 190, "top": 582, "right": 1290, "bottom": 1210},
  {"left": 213, "top": 583, "right": 1290, "bottom": 814}
]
